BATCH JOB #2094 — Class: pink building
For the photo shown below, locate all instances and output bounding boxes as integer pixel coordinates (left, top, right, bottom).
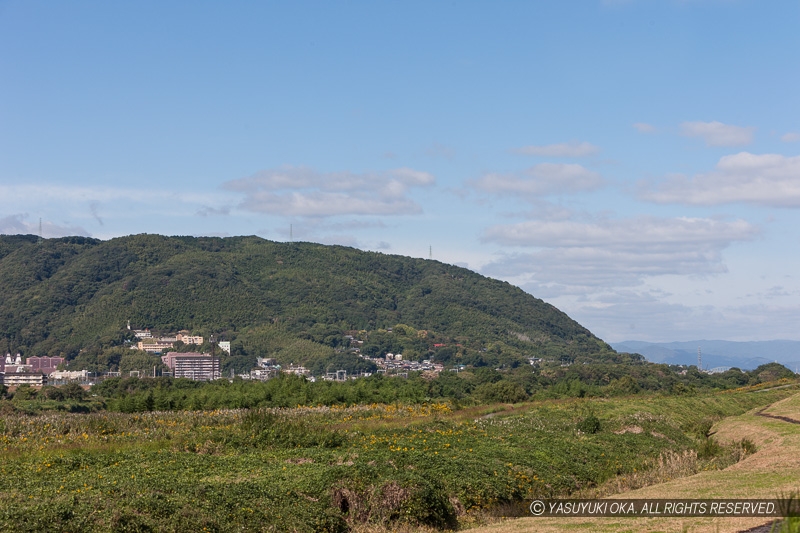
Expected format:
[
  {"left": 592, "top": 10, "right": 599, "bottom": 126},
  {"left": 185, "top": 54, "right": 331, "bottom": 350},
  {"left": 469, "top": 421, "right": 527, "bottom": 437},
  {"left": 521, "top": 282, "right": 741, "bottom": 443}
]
[
  {"left": 26, "top": 356, "right": 65, "bottom": 375},
  {"left": 161, "top": 352, "right": 219, "bottom": 381}
]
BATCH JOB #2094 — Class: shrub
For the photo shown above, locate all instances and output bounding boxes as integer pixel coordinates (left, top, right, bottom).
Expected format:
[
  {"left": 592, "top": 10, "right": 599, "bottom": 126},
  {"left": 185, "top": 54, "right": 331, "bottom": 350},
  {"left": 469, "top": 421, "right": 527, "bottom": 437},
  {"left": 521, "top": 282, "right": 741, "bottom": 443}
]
[
  {"left": 474, "top": 381, "right": 528, "bottom": 403},
  {"left": 41, "top": 386, "right": 65, "bottom": 401},
  {"left": 577, "top": 414, "right": 601, "bottom": 434},
  {"left": 61, "top": 382, "right": 87, "bottom": 401},
  {"left": 697, "top": 437, "right": 723, "bottom": 459}
]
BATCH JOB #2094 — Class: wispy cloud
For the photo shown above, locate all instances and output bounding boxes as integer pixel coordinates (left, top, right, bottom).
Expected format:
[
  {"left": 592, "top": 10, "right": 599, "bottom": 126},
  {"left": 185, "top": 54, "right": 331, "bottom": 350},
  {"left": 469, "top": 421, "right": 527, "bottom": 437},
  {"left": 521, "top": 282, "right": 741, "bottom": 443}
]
[
  {"left": 0, "top": 214, "right": 90, "bottom": 238},
  {"left": 680, "top": 120, "right": 755, "bottom": 147},
  {"left": 781, "top": 132, "right": 800, "bottom": 143},
  {"left": 89, "top": 201, "right": 104, "bottom": 226},
  {"left": 480, "top": 216, "right": 758, "bottom": 290},
  {"left": 425, "top": 143, "right": 456, "bottom": 160},
  {"left": 633, "top": 122, "right": 656, "bottom": 133},
  {"left": 472, "top": 164, "right": 604, "bottom": 196},
  {"left": 569, "top": 291, "right": 800, "bottom": 344},
  {"left": 224, "top": 166, "right": 435, "bottom": 217},
  {"left": 513, "top": 141, "right": 600, "bottom": 157},
  {"left": 482, "top": 216, "right": 756, "bottom": 251},
  {"left": 196, "top": 206, "right": 231, "bottom": 217},
  {"left": 640, "top": 152, "right": 800, "bottom": 207},
  {"left": 0, "top": 184, "right": 133, "bottom": 203}
]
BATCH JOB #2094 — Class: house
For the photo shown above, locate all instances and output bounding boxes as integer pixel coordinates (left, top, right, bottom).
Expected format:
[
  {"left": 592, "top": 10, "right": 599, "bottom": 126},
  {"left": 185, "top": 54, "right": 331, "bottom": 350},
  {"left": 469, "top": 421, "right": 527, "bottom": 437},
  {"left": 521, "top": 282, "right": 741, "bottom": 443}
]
[
  {"left": 136, "top": 340, "right": 175, "bottom": 354},
  {"left": 249, "top": 368, "right": 279, "bottom": 381},
  {"left": 282, "top": 365, "right": 310, "bottom": 377},
  {"left": 176, "top": 331, "right": 204, "bottom": 345},
  {"left": 49, "top": 370, "right": 89, "bottom": 383}
]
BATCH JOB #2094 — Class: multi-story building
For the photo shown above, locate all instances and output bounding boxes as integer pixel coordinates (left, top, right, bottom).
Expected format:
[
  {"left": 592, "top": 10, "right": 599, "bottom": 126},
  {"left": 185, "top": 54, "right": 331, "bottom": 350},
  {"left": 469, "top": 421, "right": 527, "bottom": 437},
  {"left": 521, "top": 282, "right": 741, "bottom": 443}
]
[
  {"left": 2, "top": 353, "right": 23, "bottom": 371},
  {"left": 132, "top": 329, "right": 153, "bottom": 339},
  {"left": 49, "top": 370, "right": 89, "bottom": 383},
  {"left": 160, "top": 352, "right": 219, "bottom": 381},
  {"left": 26, "top": 356, "right": 65, "bottom": 375},
  {"left": 2, "top": 371, "right": 47, "bottom": 387},
  {"left": 136, "top": 340, "right": 175, "bottom": 354},
  {"left": 176, "top": 331, "right": 204, "bottom": 345}
]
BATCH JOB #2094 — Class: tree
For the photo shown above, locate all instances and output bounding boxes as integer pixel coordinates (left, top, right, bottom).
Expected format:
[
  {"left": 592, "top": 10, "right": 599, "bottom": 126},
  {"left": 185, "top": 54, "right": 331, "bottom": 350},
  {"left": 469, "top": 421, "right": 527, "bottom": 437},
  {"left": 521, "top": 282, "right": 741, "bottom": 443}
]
[
  {"left": 119, "top": 352, "right": 164, "bottom": 376},
  {"left": 61, "top": 382, "right": 86, "bottom": 401}
]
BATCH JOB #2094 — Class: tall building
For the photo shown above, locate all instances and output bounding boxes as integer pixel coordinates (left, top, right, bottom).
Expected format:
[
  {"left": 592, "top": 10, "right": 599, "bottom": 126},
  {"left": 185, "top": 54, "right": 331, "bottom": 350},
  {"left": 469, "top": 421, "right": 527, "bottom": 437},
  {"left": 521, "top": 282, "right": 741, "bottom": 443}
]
[
  {"left": 26, "top": 356, "right": 65, "bottom": 374},
  {"left": 160, "top": 352, "right": 219, "bottom": 381}
]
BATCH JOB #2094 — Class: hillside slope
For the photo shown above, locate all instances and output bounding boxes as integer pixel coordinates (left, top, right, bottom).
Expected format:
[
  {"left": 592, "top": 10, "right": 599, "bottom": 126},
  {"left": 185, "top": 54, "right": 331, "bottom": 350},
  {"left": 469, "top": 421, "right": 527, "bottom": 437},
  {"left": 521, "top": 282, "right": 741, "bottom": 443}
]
[{"left": 0, "top": 234, "right": 615, "bottom": 366}]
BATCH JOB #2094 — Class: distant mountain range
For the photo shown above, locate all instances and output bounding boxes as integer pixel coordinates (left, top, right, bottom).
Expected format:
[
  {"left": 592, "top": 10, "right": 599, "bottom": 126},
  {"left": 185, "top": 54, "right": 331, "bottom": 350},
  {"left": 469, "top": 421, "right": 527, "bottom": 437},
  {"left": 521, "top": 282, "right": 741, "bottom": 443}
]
[{"left": 612, "top": 340, "right": 800, "bottom": 371}]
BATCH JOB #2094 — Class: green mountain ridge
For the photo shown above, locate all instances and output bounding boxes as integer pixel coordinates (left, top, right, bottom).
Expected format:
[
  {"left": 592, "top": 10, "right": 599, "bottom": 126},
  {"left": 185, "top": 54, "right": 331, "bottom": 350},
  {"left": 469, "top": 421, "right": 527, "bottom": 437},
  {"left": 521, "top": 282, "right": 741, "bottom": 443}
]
[{"left": 0, "top": 234, "right": 617, "bottom": 371}]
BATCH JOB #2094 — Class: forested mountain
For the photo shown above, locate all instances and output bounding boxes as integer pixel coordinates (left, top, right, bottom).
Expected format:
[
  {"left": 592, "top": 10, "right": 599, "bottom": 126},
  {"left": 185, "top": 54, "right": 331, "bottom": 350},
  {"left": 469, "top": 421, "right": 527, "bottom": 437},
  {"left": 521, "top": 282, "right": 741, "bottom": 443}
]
[{"left": 0, "top": 234, "right": 617, "bottom": 372}]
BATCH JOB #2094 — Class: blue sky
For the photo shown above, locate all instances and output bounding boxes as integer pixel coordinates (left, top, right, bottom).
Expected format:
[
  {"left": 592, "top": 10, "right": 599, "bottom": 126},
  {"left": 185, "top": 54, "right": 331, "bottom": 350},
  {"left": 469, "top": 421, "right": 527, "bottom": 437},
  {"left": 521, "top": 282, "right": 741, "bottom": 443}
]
[{"left": 1, "top": 0, "right": 799, "bottom": 343}]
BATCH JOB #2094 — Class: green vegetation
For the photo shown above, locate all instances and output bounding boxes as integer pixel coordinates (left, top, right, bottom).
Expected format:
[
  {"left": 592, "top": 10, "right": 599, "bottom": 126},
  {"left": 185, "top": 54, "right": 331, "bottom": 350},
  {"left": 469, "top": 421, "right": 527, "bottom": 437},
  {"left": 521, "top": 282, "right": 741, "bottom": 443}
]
[
  {"left": 0, "top": 234, "right": 615, "bottom": 373},
  {"left": 1, "top": 362, "right": 793, "bottom": 419},
  {"left": 0, "top": 387, "right": 795, "bottom": 532},
  {"left": 3, "top": 233, "right": 799, "bottom": 531},
  {"left": 2, "top": 363, "right": 793, "bottom": 416}
]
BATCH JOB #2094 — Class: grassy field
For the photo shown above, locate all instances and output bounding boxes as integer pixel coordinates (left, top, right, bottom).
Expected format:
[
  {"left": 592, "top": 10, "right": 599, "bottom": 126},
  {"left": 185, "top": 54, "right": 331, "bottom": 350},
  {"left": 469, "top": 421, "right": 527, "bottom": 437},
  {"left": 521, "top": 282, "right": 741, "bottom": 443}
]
[
  {"left": 469, "top": 388, "right": 800, "bottom": 533},
  {"left": 0, "top": 384, "right": 797, "bottom": 532}
]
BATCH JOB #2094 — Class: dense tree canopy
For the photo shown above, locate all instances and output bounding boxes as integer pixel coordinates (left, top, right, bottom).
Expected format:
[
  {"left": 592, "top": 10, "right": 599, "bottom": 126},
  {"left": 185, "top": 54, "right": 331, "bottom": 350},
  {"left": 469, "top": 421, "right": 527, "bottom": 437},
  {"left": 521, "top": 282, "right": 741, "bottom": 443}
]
[{"left": 0, "top": 234, "right": 615, "bottom": 373}]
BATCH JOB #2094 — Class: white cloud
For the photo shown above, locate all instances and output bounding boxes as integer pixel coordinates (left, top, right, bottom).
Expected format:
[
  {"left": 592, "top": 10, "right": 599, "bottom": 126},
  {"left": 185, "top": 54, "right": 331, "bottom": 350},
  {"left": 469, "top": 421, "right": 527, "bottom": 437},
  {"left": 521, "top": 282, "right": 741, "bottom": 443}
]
[
  {"left": 513, "top": 141, "right": 600, "bottom": 157},
  {"left": 781, "top": 132, "right": 800, "bottom": 143},
  {"left": 480, "top": 216, "right": 758, "bottom": 289},
  {"left": 196, "top": 206, "right": 231, "bottom": 217},
  {"left": 315, "top": 234, "right": 362, "bottom": 248},
  {"left": 0, "top": 214, "right": 90, "bottom": 238},
  {"left": 640, "top": 152, "right": 800, "bottom": 207},
  {"left": 633, "top": 122, "right": 656, "bottom": 133},
  {"left": 0, "top": 184, "right": 131, "bottom": 203},
  {"left": 680, "top": 121, "right": 755, "bottom": 147},
  {"left": 481, "top": 216, "right": 755, "bottom": 250},
  {"left": 564, "top": 291, "right": 800, "bottom": 344},
  {"left": 472, "top": 163, "right": 603, "bottom": 196},
  {"left": 224, "top": 166, "right": 435, "bottom": 217},
  {"left": 0, "top": 184, "right": 233, "bottom": 210}
]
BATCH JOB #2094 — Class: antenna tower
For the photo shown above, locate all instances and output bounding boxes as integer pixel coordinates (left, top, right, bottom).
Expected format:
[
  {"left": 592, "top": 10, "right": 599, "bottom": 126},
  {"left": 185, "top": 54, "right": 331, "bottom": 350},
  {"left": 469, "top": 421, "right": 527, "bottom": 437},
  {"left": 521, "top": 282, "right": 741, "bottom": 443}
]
[
  {"left": 698, "top": 346, "right": 702, "bottom": 370},
  {"left": 38, "top": 218, "right": 43, "bottom": 243},
  {"left": 429, "top": 245, "right": 432, "bottom": 260}
]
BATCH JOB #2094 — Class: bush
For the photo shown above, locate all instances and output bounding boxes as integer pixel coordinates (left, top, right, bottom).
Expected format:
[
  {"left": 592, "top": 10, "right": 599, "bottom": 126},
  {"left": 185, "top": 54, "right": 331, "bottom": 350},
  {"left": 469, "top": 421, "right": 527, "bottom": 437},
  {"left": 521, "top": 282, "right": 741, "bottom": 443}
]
[
  {"left": 697, "top": 437, "right": 723, "bottom": 459},
  {"left": 41, "top": 386, "right": 65, "bottom": 401},
  {"left": 577, "top": 414, "right": 601, "bottom": 434},
  {"left": 61, "top": 383, "right": 87, "bottom": 401},
  {"left": 474, "top": 381, "right": 528, "bottom": 403},
  {"left": 12, "top": 384, "right": 37, "bottom": 400}
]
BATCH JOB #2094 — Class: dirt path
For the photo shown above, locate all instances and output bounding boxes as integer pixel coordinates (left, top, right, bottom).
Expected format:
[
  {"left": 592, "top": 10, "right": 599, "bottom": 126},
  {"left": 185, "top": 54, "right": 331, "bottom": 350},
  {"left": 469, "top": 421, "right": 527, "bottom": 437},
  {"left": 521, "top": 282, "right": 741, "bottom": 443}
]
[
  {"left": 756, "top": 405, "right": 800, "bottom": 425},
  {"left": 465, "top": 392, "right": 800, "bottom": 533}
]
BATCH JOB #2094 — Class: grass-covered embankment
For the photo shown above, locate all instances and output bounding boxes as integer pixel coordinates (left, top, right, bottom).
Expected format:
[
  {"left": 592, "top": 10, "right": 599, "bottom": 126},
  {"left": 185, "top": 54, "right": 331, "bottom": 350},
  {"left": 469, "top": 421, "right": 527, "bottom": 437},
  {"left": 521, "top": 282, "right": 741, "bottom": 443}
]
[{"left": 0, "top": 385, "right": 796, "bottom": 532}]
